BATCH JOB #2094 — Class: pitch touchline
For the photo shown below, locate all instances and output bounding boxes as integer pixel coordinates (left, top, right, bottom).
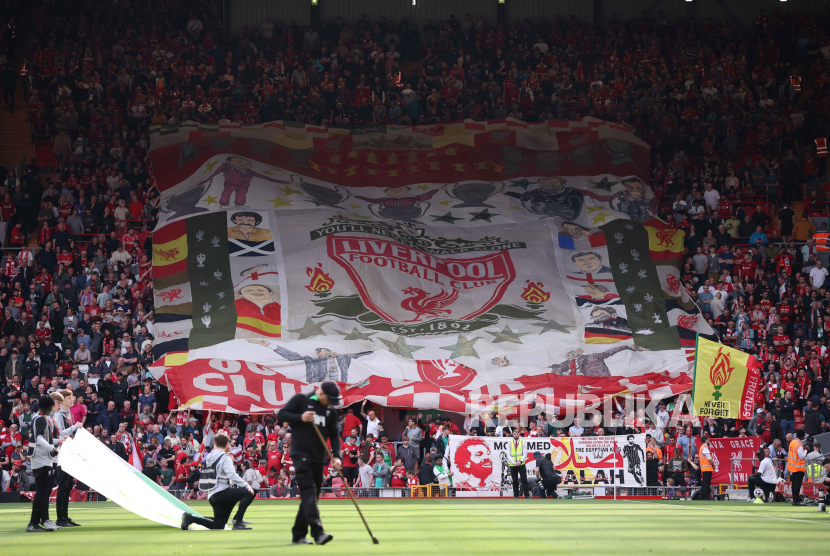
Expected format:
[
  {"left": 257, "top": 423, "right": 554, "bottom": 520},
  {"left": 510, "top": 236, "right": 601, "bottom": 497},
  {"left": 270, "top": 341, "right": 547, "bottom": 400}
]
[{"left": 626, "top": 500, "right": 830, "bottom": 526}]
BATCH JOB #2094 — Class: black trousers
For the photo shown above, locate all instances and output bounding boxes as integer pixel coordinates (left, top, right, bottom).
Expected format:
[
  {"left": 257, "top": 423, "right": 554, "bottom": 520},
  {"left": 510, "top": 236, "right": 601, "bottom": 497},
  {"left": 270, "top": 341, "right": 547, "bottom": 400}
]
[
  {"left": 30, "top": 466, "right": 53, "bottom": 525},
  {"left": 510, "top": 465, "right": 529, "bottom": 498},
  {"left": 747, "top": 475, "right": 776, "bottom": 499},
  {"left": 539, "top": 475, "right": 561, "bottom": 498},
  {"left": 188, "top": 487, "right": 254, "bottom": 530},
  {"left": 292, "top": 456, "right": 325, "bottom": 541},
  {"left": 700, "top": 471, "right": 712, "bottom": 499},
  {"left": 56, "top": 466, "right": 75, "bottom": 521},
  {"left": 791, "top": 471, "right": 805, "bottom": 503}
]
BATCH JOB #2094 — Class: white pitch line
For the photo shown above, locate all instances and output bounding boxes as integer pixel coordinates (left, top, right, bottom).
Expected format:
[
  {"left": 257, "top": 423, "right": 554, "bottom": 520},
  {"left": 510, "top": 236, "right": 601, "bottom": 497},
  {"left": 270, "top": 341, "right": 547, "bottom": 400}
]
[{"left": 625, "top": 499, "right": 830, "bottom": 526}]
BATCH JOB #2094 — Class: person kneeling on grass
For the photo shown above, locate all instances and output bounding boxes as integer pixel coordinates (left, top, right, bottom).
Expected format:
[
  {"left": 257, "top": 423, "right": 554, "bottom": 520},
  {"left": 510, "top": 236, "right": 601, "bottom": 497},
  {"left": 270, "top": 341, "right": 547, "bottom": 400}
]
[
  {"left": 181, "top": 433, "right": 255, "bottom": 531},
  {"left": 747, "top": 447, "right": 779, "bottom": 503}
]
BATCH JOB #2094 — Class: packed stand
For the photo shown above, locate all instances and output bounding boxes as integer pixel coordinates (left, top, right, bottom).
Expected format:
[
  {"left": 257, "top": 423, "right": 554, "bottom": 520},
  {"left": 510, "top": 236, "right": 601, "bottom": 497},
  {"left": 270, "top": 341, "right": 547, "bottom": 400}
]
[{"left": 3, "top": 1, "right": 830, "bottom": 498}]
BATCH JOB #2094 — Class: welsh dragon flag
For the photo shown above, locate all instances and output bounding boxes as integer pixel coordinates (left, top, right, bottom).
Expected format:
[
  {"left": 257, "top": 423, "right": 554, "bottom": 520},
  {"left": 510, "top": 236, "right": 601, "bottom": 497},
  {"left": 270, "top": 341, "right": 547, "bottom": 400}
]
[{"left": 147, "top": 118, "right": 709, "bottom": 414}]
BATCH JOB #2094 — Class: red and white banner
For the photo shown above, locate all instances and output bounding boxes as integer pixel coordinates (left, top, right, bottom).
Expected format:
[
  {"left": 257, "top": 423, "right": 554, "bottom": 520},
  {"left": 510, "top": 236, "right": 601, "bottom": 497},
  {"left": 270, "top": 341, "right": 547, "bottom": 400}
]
[
  {"left": 153, "top": 353, "right": 692, "bottom": 414},
  {"left": 708, "top": 436, "right": 762, "bottom": 485}
]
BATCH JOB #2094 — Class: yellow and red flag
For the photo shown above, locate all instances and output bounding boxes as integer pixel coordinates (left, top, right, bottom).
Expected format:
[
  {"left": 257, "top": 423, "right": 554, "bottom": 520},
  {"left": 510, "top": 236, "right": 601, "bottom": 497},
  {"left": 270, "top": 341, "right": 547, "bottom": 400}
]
[{"left": 692, "top": 336, "right": 760, "bottom": 420}]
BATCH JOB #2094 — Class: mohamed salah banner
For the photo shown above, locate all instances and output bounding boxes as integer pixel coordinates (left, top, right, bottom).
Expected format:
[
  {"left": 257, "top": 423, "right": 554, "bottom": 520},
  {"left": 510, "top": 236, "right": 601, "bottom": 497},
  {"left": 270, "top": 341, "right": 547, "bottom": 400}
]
[
  {"left": 692, "top": 337, "right": 760, "bottom": 420},
  {"left": 445, "top": 434, "right": 647, "bottom": 494},
  {"left": 148, "top": 118, "right": 710, "bottom": 414}
]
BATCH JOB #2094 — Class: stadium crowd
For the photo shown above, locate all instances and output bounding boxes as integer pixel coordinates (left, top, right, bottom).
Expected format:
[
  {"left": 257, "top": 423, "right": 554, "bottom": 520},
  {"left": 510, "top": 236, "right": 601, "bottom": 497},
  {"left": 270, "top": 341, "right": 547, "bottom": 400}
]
[{"left": 0, "top": 0, "right": 830, "bottom": 498}]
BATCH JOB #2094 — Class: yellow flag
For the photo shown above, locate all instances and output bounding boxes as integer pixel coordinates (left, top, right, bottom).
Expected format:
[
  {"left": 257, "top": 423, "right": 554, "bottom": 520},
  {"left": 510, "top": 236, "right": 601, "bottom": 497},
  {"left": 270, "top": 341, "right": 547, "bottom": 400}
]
[
  {"left": 645, "top": 226, "right": 684, "bottom": 261},
  {"left": 692, "top": 336, "right": 760, "bottom": 420}
]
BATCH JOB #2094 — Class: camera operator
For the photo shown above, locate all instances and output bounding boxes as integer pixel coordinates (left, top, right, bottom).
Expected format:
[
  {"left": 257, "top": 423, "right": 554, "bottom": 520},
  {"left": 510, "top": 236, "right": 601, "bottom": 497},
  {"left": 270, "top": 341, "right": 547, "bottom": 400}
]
[{"left": 533, "top": 451, "right": 560, "bottom": 499}]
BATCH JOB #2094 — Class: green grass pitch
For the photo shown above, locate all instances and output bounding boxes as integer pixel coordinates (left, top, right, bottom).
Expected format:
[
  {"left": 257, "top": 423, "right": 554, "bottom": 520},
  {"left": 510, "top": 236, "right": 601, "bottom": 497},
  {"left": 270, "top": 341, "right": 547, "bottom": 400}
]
[{"left": 1, "top": 498, "right": 828, "bottom": 555}]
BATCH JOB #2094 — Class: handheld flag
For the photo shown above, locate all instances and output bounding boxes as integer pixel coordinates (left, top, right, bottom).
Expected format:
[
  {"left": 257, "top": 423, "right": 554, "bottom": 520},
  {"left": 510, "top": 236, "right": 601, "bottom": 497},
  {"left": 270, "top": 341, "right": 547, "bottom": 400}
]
[{"left": 692, "top": 336, "right": 760, "bottom": 420}]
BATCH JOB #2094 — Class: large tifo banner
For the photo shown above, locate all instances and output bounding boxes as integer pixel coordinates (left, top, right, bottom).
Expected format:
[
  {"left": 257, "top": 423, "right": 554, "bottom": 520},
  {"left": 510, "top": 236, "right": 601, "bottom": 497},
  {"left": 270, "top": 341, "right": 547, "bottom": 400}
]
[
  {"left": 446, "top": 434, "right": 647, "bottom": 493},
  {"left": 708, "top": 436, "right": 762, "bottom": 486},
  {"left": 147, "top": 118, "right": 710, "bottom": 413},
  {"left": 58, "top": 429, "right": 211, "bottom": 529},
  {"left": 692, "top": 337, "right": 760, "bottom": 420}
]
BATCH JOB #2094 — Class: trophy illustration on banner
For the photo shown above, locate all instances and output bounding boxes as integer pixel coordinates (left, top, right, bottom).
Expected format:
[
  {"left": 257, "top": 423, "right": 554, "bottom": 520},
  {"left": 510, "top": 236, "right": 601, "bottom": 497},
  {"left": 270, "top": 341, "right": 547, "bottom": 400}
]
[
  {"left": 196, "top": 253, "right": 206, "bottom": 267},
  {"left": 212, "top": 236, "right": 220, "bottom": 248},
  {"left": 195, "top": 230, "right": 204, "bottom": 242},
  {"left": 201, "top": 315, "right": 211, "bottom": 328}
]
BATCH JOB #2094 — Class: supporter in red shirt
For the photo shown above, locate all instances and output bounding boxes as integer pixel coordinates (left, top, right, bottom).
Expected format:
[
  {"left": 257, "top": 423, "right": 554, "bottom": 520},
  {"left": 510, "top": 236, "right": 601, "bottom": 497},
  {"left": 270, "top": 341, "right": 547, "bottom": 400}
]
[{"left": 772, "top": 325, "right": 791, "bottom": 353}]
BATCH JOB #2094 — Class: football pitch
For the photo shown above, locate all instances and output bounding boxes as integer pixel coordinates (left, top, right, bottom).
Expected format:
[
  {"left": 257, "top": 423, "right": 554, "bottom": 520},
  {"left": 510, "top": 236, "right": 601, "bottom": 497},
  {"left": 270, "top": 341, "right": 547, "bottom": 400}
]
[{"left": 1, "top": 498, "right": 828, "bottom": 555}]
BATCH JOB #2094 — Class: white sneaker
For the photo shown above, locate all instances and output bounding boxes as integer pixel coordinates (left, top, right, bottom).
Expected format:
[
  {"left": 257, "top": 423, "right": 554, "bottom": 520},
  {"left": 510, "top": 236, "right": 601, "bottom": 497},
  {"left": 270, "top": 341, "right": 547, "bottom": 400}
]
[{"left": 42, "top": 520, "right": 62, "bottom": 531}]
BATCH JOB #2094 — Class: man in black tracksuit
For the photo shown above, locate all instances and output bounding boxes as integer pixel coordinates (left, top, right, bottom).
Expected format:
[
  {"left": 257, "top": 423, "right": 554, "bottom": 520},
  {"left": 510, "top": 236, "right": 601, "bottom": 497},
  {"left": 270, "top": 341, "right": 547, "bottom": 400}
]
[
  {"left": 276, "top": 381, "right": 342, "bottom": 545},
  {"left": 533, "top": 452, "right": 561, "bottom": 498}
]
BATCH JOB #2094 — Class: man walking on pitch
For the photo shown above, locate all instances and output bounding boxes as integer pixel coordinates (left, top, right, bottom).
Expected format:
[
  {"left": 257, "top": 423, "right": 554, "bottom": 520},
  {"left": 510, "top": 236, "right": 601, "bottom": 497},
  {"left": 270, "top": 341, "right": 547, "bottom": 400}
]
[
  {"left": 53, "top": 390, "right": 83, "bottom": 527},
  {"left": 277, "top": 381, "right": 342, "bottom": 545},
  {"left": 506, "top": 428, "right": 530, "bottom": 498}
]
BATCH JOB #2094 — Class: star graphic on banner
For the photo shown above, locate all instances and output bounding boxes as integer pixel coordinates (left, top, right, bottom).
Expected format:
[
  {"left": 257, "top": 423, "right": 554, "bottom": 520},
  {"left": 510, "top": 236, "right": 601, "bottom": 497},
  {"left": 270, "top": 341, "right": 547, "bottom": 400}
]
[
  {"left": 431, "top": 212, "right": 463, "bottom": 224},
  {"left": 486, "top": 325, "right": 528, "bottom": 344},
  {"left": 278, "top": 186, "right": 301, "bottom": 196},
  {"left": 351, "top": 212, "right": 371, "bottom": 220},
  {"left": 440, "top": 335, "right": 481, "bottom": 358},
  {"left": 266, "top": 196, "right": 294, "bottom": 208},
  {"left": 417, "top": 184, "right": 432, "bottom": 192},
  {"left": 262, "top": 169, "right": 275, "bottom": 176},
  {"left": 204, "top": 195, "right": 219, "bottom": 206},
  {"left": 350, "top": 204, "right": 363, "bottom": 209},
  {"left": 380, "top": 336, "right": 424, "bottom": 359},
  {"left": 590, "top": 176, "right": 619, "bottom": 191},
  {"left": 336, "top": 327, "right": 378, "bottom": 341},
  {"left": 439, "top": 200, "right": 453, "bottom": 206},
  {"left": 509, "top": 178, "right": 532, "bottom": 191},
  {"left": 585, "top": 205, "right": 611, "bottom": 225},
  {"left": 202, "top": 158, "right": 220, "bottom": 175},
  {"left": 469, "top": 209, "right": 499, "bottom": 223},
  {"left": 530, "top": 319, "right": 574, "bottom": 335},
  {"left": 590, "top": 210, "right": 612, "bottom": 225},
  {"left": 288, "top": 317, "right": 332, "bottom": 340},
  {"left": 509, "top": 205, "right": 521, "bottom": 210}
]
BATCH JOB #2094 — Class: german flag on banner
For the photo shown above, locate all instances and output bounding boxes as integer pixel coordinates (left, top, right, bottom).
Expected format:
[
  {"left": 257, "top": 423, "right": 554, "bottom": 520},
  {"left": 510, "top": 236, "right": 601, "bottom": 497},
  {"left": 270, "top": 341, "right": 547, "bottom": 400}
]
[
  {"left": 584, "top": 328, "right": 632, "bottom": 344},
  {"left": 692, "top": 336, "right": 760, "bottom": 420},
  {"left": 153, "top": 220, "right": 188, "bottom": 278}
]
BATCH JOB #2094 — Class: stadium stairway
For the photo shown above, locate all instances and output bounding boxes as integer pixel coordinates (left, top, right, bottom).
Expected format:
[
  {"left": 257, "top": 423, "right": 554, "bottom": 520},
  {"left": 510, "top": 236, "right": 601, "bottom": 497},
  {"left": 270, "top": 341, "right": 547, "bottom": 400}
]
[{"left": 0, "top": 92, "right": 34, "bottom": 171}]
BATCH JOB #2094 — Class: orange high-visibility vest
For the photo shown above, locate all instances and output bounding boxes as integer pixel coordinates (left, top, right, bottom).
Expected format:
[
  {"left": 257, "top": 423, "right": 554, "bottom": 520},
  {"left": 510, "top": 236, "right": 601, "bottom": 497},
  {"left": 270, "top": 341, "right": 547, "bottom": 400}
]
[
  {"left": 816, "top": 232, "right": 830, "bottom": 252},
  {"left": 698, "top": 445, "right": 714, "bottom": 473},
  {"left": 787, "top": 439, "right": 805, "bottom": 473},
  {"left": 816, "top": 137, "right": 828, "bottom": 158}
]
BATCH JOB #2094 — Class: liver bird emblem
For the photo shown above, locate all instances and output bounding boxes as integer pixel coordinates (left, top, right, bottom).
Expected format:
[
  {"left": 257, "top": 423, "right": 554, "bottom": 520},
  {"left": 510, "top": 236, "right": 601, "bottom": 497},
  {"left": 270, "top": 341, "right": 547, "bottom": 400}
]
[
  {"left": 154, "top": 247, "right": 181, "bottom": 262},
  {"left": 400, "top": 287, "right": 459, "bottom": 322}
]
